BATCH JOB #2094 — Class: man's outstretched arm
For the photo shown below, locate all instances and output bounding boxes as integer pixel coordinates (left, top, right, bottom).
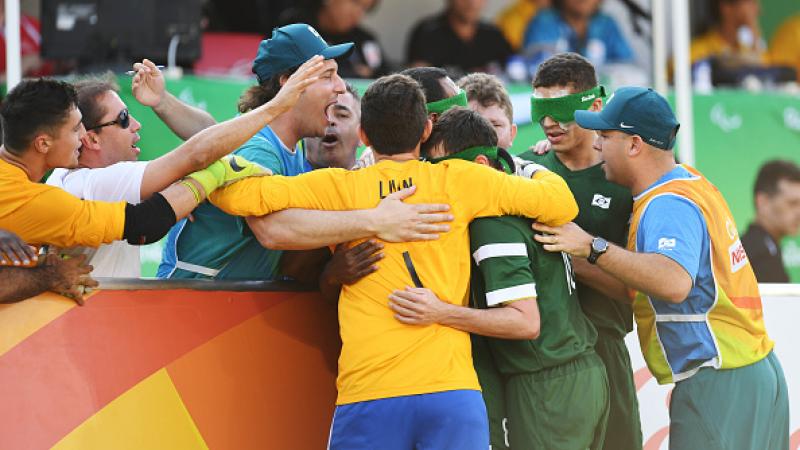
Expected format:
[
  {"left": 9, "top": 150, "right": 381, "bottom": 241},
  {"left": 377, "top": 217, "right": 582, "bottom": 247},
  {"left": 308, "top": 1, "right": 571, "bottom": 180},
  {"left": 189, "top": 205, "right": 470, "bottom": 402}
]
[
  {"left": 131, "top": 59, "right": 216, "bottom": 140},
  {"left": 388, "top": 288, "right": 540, "bottom": 340},
  {"left": 533, "top": 222, "right": 693, "bottom": 303},
  {"left": 133, "top": 56, "right": 326, "bottom": 199},
  {"left": 246, "top": 186, "right": 453, "bottom": 250}
]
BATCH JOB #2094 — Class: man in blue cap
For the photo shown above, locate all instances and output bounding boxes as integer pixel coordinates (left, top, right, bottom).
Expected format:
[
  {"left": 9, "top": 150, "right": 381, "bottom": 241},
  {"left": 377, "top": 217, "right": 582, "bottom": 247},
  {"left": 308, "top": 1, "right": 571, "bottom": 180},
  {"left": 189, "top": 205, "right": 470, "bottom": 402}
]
[
  {"left": 534, "top": 86, "right": 789, "bottom": 449},
  {"left": 159, "top": 24, "right": 357, "bottom": 280}
]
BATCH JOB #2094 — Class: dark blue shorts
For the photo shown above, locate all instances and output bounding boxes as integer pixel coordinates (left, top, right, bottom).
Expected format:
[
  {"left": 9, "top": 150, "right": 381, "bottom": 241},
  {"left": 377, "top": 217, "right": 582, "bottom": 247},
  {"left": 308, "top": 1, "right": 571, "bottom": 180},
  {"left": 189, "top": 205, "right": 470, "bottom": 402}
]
[{"left": 328, "top": 389, "right": 489, "bottom": 450}]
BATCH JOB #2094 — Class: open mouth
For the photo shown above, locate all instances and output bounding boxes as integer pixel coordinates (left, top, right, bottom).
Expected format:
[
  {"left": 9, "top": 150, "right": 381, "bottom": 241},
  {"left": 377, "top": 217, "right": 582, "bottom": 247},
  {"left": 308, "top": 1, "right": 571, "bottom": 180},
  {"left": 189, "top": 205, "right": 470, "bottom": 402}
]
[
  {"left": 321, "top": 133, "right": 339, "bottom": 148},
  {"left": 131, "top": 136, "right": 141, "bottom": 154}
]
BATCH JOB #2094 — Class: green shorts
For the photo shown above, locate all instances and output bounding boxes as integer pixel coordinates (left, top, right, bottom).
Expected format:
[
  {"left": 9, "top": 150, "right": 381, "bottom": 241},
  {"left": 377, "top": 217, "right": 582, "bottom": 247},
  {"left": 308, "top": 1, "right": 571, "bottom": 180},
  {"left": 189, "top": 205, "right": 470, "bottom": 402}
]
[
  {"left": 505, "top": 351, "right": 610, "bottom": 450},
  {"left": 593, "top": 330, "right": 642, "bottom": 450},
  {"left": 473, "top": 334, "right": 510, "bottom": 450},
  {"left": 670, "top": 351, "right": 789, "bottom": 450}
]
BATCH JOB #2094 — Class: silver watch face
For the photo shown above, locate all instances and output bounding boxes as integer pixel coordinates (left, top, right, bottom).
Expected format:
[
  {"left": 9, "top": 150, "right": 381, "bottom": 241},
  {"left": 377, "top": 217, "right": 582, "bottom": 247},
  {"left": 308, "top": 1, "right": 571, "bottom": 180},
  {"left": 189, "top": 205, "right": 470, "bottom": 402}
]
[{"left": 592, "top": 238, "right": 608, "bottom": 252}]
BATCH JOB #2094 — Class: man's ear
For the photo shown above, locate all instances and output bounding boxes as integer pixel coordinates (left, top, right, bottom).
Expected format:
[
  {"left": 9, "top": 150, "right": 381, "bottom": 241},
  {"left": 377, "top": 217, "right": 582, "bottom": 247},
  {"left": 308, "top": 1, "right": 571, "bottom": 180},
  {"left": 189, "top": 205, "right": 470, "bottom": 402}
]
[
  {"left": 629, "top": 135, "right": 644, "bottom": 157},
  {"left": 32, "top": 133, "right": 51, "bottom": 155},
  {"left": 357, "top": 125, "right": 371, "bottom": 148},
  {"left": 80, "top": 131, "right": 101, "bottom": 151},
  {"left": 420, "top": 118, "right": 433, "bottom": 143},
  {"left": 754, "top": 191, "right": 770, "bottom": 215},
  {"left": 473, "top": 154, "right": 492, "bottom": 167},
  {"left": 590, "top": 98, "right": 603, "bottom": 112},
  {"left": 509, "top": 123, "right": 518, "bottom": 144},
  {"left": 279, "top": 73, "right": 290, "bottom": 87}
]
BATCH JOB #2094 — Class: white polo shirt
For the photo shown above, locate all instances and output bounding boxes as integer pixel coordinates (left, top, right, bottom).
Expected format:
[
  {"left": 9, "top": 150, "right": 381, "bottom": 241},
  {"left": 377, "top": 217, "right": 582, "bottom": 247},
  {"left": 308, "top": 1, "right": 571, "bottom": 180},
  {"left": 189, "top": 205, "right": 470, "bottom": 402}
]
[{"left": 47, "top": 161, "right": 148, "bottom": 278}]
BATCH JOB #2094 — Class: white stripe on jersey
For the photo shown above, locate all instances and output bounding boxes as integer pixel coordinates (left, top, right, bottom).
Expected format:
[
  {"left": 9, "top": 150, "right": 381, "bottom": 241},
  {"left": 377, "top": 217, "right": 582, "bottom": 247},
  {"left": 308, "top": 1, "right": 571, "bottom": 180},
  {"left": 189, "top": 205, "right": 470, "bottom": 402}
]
[
  {"left": 485, "top": 283, "right": 537, "bottom": 307},
  {"left": 472, "top": 243, "right": 528, "bottom": 265}
]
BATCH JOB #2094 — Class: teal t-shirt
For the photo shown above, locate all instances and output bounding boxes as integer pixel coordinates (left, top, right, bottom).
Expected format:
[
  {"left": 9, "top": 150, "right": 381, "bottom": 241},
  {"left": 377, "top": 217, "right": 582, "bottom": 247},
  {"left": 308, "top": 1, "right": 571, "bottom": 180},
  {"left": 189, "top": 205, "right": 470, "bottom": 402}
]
[{"left": 157, "top": 125, "right": 311, "bottom": 280}]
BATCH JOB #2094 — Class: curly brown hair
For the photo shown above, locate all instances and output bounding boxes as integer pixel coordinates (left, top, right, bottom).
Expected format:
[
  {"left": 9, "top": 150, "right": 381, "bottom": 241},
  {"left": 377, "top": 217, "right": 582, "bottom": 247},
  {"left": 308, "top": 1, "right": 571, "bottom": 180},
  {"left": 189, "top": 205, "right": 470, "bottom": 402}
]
[{"left": 457, "top": 73, "right": 513, "bottom": 123}]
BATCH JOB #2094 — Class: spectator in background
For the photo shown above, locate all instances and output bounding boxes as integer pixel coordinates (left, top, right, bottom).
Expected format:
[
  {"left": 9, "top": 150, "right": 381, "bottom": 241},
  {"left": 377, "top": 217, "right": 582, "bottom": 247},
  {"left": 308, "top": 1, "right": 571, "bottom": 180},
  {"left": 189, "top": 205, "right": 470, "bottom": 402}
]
[
  {"left": 203, "top": 0, "right": 294, "bottom": 34},
  {"left": 406, "top": 0, "right": 512, "bottom": 76},
  {"left": 457, "top": 72, "right": 517, "bottom": 150},
  {"left": 304, "top": 82, "right": 361, "bottom": 170},
  {"left": 742, "top": 160, "right": 800, "bottom": 283},
  {"left": 522, "top": 0, "right": 634, "bottom": 69},
  {"left": 496, "top": 0, "right": 551, "bottom": 51},
  {"left": 690, "top": 0, "right": 766, "bottom": 66},
  {"left": 158, "top": 25, "right": 349, "bottom": 281},
  {"left": 280, "top": 0, "right": 390, "bottom": 79},
  {"left": 0, "top": 78, "right": 271, "bottom": 303},
  {"left": 0, "top": 2, "right": 52, "bottom": 81},
  {"left": 769, "top": 14, "right": 800, "bottom": 82},
  {"left": 45, "top": 64, "right": 297, "bottom": 279}
]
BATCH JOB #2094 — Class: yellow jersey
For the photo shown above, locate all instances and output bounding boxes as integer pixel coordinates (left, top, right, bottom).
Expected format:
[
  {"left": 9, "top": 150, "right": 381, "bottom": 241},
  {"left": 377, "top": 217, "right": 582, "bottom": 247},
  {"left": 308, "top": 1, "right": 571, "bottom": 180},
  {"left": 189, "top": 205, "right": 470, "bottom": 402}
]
[
  {"left": 496, "top": 0, "right": 539, "bottom": 50},
  {"left": 690, "top": 29, "right": 768, "bottom": 66},
  {"left": 769, "top": 15, "right": 800, "bottom": 81},
  {"left": 211, "top": 159, "right": 577, "bottom": 404},
  {"left": 0, "top": 159, "right": 126, "bottom": 248}
]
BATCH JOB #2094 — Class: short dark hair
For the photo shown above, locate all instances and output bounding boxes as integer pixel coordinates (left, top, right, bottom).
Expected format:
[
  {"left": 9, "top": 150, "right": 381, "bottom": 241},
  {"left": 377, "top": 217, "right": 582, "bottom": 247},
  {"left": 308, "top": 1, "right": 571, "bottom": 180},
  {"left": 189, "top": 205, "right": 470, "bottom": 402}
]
[
  {"left": 754, "top": 160, "right": 800, "bottom": 199},
  {"left": 73, "top": 74, "right": 119, "bottom": 130},
  {"left": 458, "top": 72, "right": 513, "bottom": 122},
  {"left": 361, "top": 74, "right": 427, "bottom": 155},
  {"left": 400, "top": 67, "right": 450, "bottom": 103},
  {"left": 424, "top": 107, "right": 497, "bottom": 157},
  {"left": 238, "top": 65, "right": 300, "bottom": 113},
  {"left": 533, "top": 52, "right": 598, "bottom": 92},
  {"left": 0, "top": 78, "right": 78, "bottom": 155}
]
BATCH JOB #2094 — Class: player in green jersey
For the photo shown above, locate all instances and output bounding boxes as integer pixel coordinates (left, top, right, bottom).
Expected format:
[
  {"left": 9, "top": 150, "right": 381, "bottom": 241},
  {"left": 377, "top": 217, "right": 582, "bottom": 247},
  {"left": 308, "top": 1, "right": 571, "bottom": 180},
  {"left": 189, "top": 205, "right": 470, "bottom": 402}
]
[
  {"left": 517, "top": 52, "right": 641, "bottom": 450},
  {"left": 388, "top": 107, "right": 609, "bottom": 450}
]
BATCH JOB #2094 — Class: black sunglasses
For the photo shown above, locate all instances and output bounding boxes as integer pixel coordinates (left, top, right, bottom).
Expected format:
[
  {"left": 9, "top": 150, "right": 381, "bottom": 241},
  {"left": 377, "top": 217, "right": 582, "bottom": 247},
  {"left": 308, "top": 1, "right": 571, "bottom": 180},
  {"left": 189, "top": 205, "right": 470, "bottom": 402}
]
[{"left": 87, "top": 109, "right": 130, "bottom": 131}]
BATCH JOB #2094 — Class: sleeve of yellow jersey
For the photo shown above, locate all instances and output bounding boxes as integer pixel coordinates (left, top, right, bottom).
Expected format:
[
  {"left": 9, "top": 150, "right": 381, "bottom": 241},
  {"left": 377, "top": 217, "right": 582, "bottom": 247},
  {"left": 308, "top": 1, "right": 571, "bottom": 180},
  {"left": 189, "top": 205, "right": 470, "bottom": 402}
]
[
  {"left": 208, "top": 168, "right": 352, "bottom": 216},
  {"left": 15, "top": 184, "right": 126, "bottom": 248},
  {"left": 454, "top": 161, "right": 578, "bottom": 226}
]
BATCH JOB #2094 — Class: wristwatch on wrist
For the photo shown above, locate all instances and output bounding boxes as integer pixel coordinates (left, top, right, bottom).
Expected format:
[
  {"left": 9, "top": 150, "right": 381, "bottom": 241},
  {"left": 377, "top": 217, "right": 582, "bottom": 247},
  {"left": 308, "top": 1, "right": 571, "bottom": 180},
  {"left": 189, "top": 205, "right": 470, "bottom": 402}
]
[{"left": 587, "top": 237, "right": 609, "bottom": 264}]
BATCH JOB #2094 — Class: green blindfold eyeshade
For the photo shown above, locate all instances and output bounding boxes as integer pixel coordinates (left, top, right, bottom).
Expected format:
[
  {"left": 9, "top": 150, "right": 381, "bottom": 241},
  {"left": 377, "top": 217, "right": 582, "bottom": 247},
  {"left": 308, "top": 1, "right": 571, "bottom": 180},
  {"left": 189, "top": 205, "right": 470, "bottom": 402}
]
[
  {"left": 426, "top": 90, "right": 468, "bottom": 115},
  {"left": 530, "top": 85, "right": 606, "bottom": 124},
  {"left": 428, "top": 146, "right": 513, "bottom": 174}
]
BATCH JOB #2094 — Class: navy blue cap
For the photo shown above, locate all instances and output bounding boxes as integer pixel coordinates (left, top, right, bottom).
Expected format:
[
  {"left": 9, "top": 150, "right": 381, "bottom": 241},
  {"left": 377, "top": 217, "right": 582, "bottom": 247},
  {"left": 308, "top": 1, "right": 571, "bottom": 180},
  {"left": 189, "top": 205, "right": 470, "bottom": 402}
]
[
  {"left": 252, "top": 23, "right": 354, "bottom": 84},
  {"left": 574, "top": 87, "right": 680, "bottom": 150}
]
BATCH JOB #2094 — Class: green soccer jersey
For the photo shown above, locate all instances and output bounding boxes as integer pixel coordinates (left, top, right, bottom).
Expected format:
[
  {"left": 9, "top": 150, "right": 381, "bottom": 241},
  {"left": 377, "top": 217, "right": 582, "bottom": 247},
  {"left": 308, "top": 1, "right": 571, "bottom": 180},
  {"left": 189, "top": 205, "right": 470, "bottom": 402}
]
[
  {"left": 518, "top": 150, "right": 634, "bottom": 336},
  {"left": 469, "top": 216, "right": 597, "bottom": 374}
]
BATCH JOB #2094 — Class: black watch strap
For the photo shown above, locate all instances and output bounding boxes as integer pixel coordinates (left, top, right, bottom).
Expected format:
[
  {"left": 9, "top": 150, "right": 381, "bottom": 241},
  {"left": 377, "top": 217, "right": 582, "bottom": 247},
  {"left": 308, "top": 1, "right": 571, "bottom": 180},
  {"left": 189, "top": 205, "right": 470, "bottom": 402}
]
[{"left": 588, "top": 237, "right": 609, "bottom": 264}]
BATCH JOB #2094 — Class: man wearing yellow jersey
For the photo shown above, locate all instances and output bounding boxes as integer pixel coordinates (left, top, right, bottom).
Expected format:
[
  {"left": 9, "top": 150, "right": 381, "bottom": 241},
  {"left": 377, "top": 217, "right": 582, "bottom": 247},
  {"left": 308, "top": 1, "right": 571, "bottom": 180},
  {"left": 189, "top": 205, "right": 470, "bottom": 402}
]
[
  {"left": 536, "top": 86, "right": 788, "bottom": 449},
  {"left": 209, "top": 74, "right": 578, "bottom": 450}
]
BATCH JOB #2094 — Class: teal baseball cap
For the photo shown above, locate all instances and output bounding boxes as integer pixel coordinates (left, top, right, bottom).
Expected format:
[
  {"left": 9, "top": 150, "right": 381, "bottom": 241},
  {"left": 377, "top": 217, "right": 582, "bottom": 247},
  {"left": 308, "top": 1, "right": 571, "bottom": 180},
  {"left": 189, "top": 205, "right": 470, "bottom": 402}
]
[
  {"left": 574, "top": 87, "right": 680, "bottom": 150},
  {"left": 252, "top": 23, "right": 354, "bottom": 84}
]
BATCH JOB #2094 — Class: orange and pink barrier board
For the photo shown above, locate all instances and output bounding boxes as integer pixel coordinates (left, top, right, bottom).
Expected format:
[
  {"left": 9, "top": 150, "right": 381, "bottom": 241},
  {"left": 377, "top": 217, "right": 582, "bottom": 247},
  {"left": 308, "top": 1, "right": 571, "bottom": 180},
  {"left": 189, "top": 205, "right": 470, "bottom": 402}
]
[
  {"left": 0, "top": 287, "right": 340, "bottom": 450},
  {"left": 1, "top": 284, "right": 797, "bottom": 449}
]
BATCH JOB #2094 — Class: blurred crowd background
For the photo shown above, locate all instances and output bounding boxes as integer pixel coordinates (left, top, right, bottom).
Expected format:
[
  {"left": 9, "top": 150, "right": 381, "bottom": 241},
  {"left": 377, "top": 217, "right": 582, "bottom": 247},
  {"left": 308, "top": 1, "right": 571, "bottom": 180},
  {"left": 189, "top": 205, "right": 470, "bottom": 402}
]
[{"left": 4, "top": 0, "right": 800, "bottom": 91}]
